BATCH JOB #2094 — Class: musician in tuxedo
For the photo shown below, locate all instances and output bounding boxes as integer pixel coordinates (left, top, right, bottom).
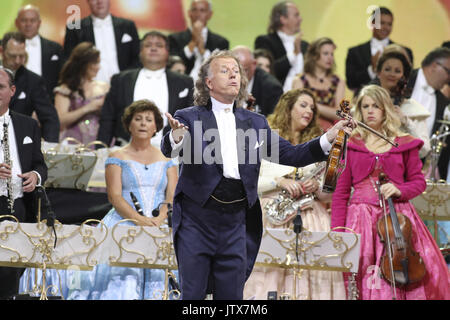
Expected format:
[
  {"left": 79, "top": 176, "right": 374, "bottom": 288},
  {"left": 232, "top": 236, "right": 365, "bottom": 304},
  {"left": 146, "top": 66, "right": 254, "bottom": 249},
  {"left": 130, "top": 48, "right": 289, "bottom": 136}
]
[
  {"left": 97, "top": 31, "right": 194, "bottom": 147},
  {"left": 407, "top": 47, "right": 450, "bottom": 179},
  {"left": 161, "top": 50, "right": 355, "bottom": 299},
  {"left": 63, "top": 0, "right": 140, "bottom": 83},
  {"left": 0, "top": 67, "right": 47, "bottom": 299},
  {"left": 345, "top": 6, "right": 413, "bottom": 95},
  {"left": 0, "top": 32, "right": 60, "bottom": 143},
  {"left": 254, "top": 1, "right": 308, "bottom": 87},
  {"left": 15, "top": 4, "right": 63, "bottom": 100},
  {"left": 232, "top": 46, "right": 283, "bottom": 116},
  {"left": 168, "top": 0, "right": 229, "bottom": 80}
]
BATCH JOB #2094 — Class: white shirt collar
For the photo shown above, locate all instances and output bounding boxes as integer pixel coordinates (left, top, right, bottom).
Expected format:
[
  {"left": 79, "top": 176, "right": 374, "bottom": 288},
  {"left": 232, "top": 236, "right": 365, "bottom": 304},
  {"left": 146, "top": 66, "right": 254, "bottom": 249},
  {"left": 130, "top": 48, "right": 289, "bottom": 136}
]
[
  {"left": 142, "top": 67, "right": 166, "bottom": 79},
  {"left": 92, "top": 14, "right": 112, "bottom": 27},
  {"left": 371, "top": 37, "right": 390, "bottom": 46},
  {"left": 416, "top": 68, "right": 435, "bottom": 95},
  {"left": 0, "top": 110, "right": 11, "bottom": 124},
  {"left": 211, "top": 97, "right": 234, "bottom": 113},
  {"left": 26, "top": 34, "right": 40, "bottom": 47},
  {"left": 277, "top": 30, "right": 295, "bottom": 43}
]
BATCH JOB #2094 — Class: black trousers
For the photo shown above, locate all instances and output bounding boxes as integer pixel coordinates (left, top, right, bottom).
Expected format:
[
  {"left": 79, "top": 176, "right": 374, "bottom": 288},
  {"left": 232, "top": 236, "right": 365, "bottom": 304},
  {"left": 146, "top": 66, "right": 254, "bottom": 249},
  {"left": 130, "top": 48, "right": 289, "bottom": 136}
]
[{"left": 0, "top": 196, "right": 27, "bottom": 299}]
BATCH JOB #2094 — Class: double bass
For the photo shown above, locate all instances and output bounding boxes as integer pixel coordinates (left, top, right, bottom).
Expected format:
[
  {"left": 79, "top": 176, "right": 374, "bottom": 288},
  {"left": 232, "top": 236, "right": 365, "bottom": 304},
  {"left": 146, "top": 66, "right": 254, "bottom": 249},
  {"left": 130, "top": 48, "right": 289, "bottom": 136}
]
[
  {"left": 376, "top": 172, "right": 426, "bottom": 296},
  {"left": 322, "top": 99, "right": 399, "bottom": 193}
]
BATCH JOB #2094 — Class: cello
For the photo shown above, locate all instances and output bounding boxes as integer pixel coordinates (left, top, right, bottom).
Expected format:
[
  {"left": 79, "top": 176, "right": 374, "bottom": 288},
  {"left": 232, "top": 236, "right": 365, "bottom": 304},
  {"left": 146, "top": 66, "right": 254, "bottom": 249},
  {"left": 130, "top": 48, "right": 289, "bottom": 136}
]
[
  {"left": 322, "top": 99, "right": 399, "bottom": 193},
  {"left": 375, "top": 172, "right": 426, "bottom": 297}
]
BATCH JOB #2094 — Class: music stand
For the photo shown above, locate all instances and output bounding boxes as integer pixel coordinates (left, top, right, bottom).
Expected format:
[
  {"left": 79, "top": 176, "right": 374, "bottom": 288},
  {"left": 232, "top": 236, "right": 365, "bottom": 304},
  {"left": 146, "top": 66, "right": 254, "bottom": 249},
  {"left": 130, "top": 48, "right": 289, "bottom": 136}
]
[
  {"left": 108, "top": 219, "right": 180, "bottom": 300},
  {"left": 0, "top": 217, "right": 108, "bottom": 300},
  {"left": 411, "top": 181, "right": 450, "bottom": 245},
  {"left": 254, "top": 227, "right": 361, "bottom": 300}
]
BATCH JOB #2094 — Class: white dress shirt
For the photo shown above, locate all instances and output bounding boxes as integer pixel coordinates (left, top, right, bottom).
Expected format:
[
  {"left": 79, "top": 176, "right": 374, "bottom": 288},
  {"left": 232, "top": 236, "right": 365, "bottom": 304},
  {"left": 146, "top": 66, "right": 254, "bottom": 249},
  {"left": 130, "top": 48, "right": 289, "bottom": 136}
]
[
  {"left": 25, "top": 35, "right": 42, "bottom": 76},
  {"left": 184, "top": 27, "right": 211, "bottom": 82},
  {"left": 277, "top": 30, "right": 304, "bottom": 91},
  {"left": 92, "top": 14, "right": 120, "bottom": 83},
  {"left": 0, "top": 111, "right": 23, "bottom": 200},
  {"left": 411, "top": 68, "right": 437, "bottom": 136},
  {"left": 367, "top": 37, "right": 390, "bottom": 80},
  {"left": 134, "top": 67, "right": 169, "bottom": 147},
  {"left": 169, "top": 98, "right": 333, "bottom": 179}
]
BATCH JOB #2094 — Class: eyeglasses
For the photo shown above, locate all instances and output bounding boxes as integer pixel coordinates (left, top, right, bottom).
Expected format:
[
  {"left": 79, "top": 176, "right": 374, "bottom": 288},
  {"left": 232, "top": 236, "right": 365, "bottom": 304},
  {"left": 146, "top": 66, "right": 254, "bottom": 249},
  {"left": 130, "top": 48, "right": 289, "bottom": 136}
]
[{"left": 436, "top": 61, "right": 450, "bottom": 76}]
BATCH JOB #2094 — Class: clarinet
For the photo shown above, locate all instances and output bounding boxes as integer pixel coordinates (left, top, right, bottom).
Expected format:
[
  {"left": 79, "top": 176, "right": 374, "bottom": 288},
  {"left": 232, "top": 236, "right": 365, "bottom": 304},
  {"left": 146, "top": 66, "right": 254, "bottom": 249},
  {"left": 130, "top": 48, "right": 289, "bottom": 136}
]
[{"left": 3, "top": 122, "right": 14, "bottom": 213}]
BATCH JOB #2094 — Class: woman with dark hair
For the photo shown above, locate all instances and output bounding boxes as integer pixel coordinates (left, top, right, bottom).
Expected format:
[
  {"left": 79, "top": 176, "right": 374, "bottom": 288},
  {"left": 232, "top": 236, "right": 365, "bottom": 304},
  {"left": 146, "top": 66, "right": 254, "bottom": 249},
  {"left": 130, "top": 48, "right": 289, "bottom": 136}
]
[
  {"left": 254, "top": 48, "right": 275, "bottom": 75},
  {"left": 54, "top": 42, "right": 109, "bottom": 144},
  {"left": 244, "top": 89, "right": 345, "bottom": 300},
  {"left": 375, "top": 45, "right": 431, "bottom": 158},
  {"left": 331, "top": 85, "right": 449, "bottom": 300},
  {"left": 20, "top": 100, "right": 178, "bottom": 300},
  {"left": 291, "top": 37, "right": 345, "bottom": 131},
  {"left": 167, "top": 55, "right": 186, "bottom": 75}
]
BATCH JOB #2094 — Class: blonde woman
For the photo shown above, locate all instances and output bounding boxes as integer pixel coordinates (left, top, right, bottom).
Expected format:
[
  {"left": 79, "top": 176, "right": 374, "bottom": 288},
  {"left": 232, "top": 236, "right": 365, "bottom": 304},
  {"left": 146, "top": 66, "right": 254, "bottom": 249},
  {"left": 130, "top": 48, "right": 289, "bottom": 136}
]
[
  {"left": 331, "top": 85, "right": 449, "bottom": 300},
  {"left": 244, "top": 88, "right": 346, "bottom": 300}
]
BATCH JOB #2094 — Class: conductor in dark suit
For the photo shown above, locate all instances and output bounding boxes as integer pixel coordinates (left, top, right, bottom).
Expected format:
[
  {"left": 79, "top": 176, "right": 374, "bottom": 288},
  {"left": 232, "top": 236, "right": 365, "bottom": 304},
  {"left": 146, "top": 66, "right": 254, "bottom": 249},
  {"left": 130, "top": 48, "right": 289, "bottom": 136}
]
[
  {"left": 168, "top": 0, "right": 229, "bottom": 80},
  {"left": 345, "top": 6, "right": 413, "bottom": 95},
  {"left": 0, "top": 32, "right": 60, "bottom": 142},
  {"left": 0, "top": 67, "right": 47, "bottom": 299},
  {"left": 97, "top": 31, "right": 194, "bottom": 147},
  {"left": 15, "top": 5, "right": 63, "bottom": 100},
  {"left": 232, "top": 45, "right": 283, "bottom": 116},
  {"left": 63, "top": 0, "right": 140, "bottom": 83},
  {"left": 161, "top": 50, "right": 355, "bottom": 299},
  {"left": 254, "top": 1, "right": 308, "bottom": 87}
]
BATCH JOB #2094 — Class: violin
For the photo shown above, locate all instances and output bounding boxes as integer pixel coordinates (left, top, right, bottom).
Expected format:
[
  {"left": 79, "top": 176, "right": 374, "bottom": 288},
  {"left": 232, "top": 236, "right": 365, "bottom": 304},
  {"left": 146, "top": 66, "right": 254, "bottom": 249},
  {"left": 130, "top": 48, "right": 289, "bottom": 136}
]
[
  {"left": 376, "top": 172, "right": 426, "bottom": 295},
  {"left": 322, "top": 99, "right": 399, "bottom": 193},
  {"left": 323, "top": 100, "right": 350, "bottom": 193}
]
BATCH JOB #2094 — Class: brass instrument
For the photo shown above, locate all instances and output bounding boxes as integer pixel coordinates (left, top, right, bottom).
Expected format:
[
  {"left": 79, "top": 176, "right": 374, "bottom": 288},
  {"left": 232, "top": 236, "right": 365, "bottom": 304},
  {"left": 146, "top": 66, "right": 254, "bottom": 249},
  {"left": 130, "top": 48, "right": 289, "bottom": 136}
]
[
  {"left": 429, "top": 121, "right": 450, "bottom": 182},
  {"left": 265, "top": 162, "right": 326, "bottom": 226}
]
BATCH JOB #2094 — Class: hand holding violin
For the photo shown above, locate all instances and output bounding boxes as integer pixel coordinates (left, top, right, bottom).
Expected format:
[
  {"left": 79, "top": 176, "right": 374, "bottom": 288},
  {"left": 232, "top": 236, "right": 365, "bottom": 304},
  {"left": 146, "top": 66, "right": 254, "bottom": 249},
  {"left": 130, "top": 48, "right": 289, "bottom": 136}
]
[
  {"left": 380, "top": 182, "right": 402, "bottom": 199},
  {"left": 325, "top": 119, "right": 356, "bottom": 144}
]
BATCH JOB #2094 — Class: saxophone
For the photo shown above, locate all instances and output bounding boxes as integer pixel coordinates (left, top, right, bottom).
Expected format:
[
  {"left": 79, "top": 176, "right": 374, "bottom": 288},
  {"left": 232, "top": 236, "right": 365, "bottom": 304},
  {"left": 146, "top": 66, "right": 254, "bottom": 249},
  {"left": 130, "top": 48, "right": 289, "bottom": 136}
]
[
  {"left": 2, "top": 121, "right": 14, "bottom": 213},
  {"left": 264, "top": 162, "right": 326, "bottom": 226}
]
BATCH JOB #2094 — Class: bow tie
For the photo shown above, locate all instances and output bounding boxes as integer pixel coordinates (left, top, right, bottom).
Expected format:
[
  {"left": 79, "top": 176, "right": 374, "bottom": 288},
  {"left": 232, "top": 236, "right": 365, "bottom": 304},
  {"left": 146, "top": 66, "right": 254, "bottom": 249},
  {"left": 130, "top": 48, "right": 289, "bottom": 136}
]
[
  {"left": 27, "top": 38, "right": 39, "bottom": 47},
  {"left": 423, "top": 84, "right": 435, "bottom": 95},
  {"left": 93, "top": 17, "right": 110, "bottom": 28},
  {"left": 143, "top": 69, "right": 164, "bottom": 80}
]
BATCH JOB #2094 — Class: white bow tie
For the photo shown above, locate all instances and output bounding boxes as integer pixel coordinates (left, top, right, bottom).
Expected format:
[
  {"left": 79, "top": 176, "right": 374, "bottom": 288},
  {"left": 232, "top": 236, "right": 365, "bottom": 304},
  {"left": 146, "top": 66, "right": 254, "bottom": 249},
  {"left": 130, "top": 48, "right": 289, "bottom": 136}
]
[
  {"left": 423, "top": 84, "right": 435, "bottom": 95},
  {"left": 143, "top": 70, "right": 164, "bottom": 80},
  {"left": 27, "top": 38, "right": 39, "bottom": 47},
  {"left": 93, "top": 17, "right": 110, "bottom": 28}
]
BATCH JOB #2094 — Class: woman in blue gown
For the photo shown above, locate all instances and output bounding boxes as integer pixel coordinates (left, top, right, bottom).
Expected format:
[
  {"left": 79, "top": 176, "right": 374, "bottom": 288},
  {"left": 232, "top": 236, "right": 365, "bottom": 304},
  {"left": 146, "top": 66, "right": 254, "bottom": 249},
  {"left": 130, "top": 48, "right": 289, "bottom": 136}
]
[{"left": 20, "top": 100, "right": 178, "bottom": 299}]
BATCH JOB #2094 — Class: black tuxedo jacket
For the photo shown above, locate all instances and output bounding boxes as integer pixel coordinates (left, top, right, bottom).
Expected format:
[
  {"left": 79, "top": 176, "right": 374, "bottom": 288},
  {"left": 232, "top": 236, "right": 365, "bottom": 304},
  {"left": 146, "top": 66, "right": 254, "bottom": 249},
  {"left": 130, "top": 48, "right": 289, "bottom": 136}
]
[
  {"left": 97, "top": 68, "right": 194, "bottom": 146},
  {"left": 10, "top": 66, "right": 60, "bottom": 142},
  {"left": 251, "top": 67, "right": 283, "bottom": 116},
  {"left": 168, "top": 28, "right": 229, "bottom": 74},
  {"left": 63, "top": 15, "right": 140, "bottom": 71},
  {"left": 254, "top": 32, "right": 308, "bottom": 85},
  {"left": 407, "top": 69, "right": 450, "bottom": 178},
  {"left": 10, "top": 111, "right": 47, "bottom": 222},
  {"left": 40, "top": 36, "right": 63, "bottom": 100},
  {"left": 345, "top": 40, "right": 414, "bottom": 93}
]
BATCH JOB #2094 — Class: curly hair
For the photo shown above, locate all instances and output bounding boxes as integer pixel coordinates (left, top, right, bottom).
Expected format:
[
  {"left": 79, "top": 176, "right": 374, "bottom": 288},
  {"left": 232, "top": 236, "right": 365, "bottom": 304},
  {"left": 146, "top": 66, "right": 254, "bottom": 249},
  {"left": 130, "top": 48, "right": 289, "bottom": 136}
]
[
  {"left": 353, "top": 85, "right": 405, "bottom": 141},
  {"left": 58, "top": 42, "right": 100, "bottom": 99},
  {"left": 267, "top": 88, "right": 322, "bottom": 144},
  {"left": 194, "top": 49, "right": 248, "bottom": 108},
  {"left": 122, "top": 99, "right": 164, "bottom": 137}
]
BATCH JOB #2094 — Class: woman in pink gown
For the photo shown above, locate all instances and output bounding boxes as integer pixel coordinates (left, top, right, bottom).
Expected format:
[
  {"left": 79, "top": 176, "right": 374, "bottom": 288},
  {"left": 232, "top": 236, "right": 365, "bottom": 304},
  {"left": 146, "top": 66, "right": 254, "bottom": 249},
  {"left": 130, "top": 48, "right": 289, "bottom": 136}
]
[
  {"left": 54, "top": 42, "right": 109, "bottom": 145},
  {"left": 331, "top": 85, "right": 449, "bottom": 300}
]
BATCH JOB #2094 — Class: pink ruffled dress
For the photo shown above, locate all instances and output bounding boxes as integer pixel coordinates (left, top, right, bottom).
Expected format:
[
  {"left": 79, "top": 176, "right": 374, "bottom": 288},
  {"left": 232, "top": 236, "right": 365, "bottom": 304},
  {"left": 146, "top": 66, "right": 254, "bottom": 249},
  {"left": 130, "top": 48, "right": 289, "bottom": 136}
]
[{"left": 331, "top": 135, "right": 449, "bottom": 300}]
